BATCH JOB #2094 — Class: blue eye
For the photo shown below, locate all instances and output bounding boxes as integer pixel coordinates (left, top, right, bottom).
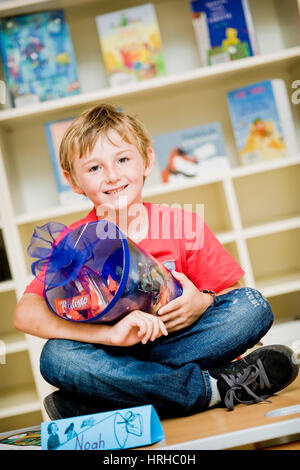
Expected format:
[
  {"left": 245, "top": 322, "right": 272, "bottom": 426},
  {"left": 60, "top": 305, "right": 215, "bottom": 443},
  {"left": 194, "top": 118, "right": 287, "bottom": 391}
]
[{"left": 89, "top": 165, "right": 100, "bottom": 172}]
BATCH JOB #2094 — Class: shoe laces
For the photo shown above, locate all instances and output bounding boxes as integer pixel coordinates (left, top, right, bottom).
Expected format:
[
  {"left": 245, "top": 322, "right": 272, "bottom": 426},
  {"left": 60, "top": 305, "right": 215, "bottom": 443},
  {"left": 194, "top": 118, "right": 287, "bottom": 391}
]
[{"left": 220, "top": 359, "right": 273, "bottom": 411}]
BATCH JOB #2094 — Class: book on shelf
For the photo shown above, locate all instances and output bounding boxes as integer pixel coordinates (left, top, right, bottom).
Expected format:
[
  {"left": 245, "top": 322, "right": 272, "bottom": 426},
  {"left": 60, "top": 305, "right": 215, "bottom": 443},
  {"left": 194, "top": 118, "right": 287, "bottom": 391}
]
[
  {"left": 190, "top": 0, "right": 259, "bottom": 66},
  {"left": 227, "top": 79, "right": 298, "bottom": 166},
  {"left": 153, "top": 122, "right": 229, "bottom": 184},
  {"left": 95, "top": 3, "right": 166, "bottom": 88},
  {"left": 0, "top": 9, "right": 81, "bottom": 108},
  {"left": 0, "top": 425, "right": 41, "bottom": 450},
  {"left": 44, "top": 118, "right": 87, "bottom": 206}
]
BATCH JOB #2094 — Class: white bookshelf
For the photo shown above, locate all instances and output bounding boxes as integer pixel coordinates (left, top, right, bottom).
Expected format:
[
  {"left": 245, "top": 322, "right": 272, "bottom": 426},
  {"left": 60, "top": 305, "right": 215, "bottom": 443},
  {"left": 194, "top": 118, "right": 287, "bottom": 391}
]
[
  {"left": 0, "top": 279, "right": 14, "bottom": 293},
  {"left": 0, "top": 0, "right": 299, "bottom": 432}
]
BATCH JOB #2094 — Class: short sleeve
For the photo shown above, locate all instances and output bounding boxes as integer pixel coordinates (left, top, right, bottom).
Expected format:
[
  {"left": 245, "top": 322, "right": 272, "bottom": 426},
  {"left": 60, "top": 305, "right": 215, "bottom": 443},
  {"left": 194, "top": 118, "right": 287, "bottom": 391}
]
[
  {"left": 24, "top": 270, "right": 45, "bottom": 297},
  {"left": 184, "top": 212, "right": 245, "bottom": 293}
]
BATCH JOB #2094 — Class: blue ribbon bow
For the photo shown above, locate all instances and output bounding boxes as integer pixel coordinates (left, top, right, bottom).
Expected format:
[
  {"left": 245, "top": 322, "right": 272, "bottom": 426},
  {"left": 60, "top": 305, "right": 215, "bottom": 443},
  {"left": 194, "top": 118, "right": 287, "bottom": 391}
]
[{"left": 27, "top": 221, "right": 96, "bottom": 289}]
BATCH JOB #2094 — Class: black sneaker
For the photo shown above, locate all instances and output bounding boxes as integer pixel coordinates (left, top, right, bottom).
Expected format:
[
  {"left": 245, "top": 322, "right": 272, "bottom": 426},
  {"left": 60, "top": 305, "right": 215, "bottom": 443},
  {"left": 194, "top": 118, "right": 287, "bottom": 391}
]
[
  {"left": 44, "top": 390, "right": 119, "bottom": 420},
  {"left": 209, "top": 344, "right": 299, "bottom": 411}
]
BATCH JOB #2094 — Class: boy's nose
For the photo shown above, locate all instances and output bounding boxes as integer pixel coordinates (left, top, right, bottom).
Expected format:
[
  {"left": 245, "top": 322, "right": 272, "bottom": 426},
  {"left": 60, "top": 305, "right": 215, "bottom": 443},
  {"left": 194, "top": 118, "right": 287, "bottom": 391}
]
[{"left": 105, "top": 166, "right": 120, "bottom": 183}]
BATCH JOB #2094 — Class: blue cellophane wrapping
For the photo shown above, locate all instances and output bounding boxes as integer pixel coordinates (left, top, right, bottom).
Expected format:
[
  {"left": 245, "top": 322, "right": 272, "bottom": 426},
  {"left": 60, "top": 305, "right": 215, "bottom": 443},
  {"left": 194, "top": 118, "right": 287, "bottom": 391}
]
[{"left": 27, "top": 220, "right": 182, "bottom": 323}]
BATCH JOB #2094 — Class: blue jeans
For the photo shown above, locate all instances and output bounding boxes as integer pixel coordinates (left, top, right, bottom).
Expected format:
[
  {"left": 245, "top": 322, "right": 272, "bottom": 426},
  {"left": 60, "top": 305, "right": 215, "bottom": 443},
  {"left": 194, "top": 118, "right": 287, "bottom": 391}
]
[{"left": 40, "top": 288, "right": 273, "bottom": 416}]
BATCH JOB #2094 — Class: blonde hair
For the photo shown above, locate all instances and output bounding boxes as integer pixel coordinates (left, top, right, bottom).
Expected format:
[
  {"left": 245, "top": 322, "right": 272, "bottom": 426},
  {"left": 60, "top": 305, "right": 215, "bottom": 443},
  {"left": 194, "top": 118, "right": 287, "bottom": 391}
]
[{"left": 59, "top": 103, "right": 153, "bottom": 183}]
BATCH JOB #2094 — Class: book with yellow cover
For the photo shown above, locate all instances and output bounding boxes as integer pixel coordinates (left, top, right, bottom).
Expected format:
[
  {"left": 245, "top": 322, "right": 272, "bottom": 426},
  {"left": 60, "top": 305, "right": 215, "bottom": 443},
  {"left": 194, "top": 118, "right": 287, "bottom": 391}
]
[
  {"left": 227, "top": 79, "right": 298, "bottom": 165},
  {"left": 95, "top": 3, "right": 166, "bottom": 87}
]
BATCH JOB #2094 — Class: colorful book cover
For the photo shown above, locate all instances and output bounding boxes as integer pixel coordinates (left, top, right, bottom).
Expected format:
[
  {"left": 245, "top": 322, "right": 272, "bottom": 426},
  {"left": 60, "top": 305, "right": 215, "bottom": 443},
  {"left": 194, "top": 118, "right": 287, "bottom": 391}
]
[
  {"left": 153, "top": 122, "right": 229, "bottom": 183},
  {"left": 227, "top": 79, "right": 298, "bottom": 165},
  {"left": 0, "top": 425, "right": 41, "bottom": 449},
  {"left": 95, "top": 3, "right": 166, "bottom": 87},
  {"left": 190, "top": 0, "right": 259, "bottom": 66},
  {"left": 44, "top": 118, "right": 87, "bottom": 206},
  {"left": 0, "top": 9, "right": 81, "bottom": 108}
]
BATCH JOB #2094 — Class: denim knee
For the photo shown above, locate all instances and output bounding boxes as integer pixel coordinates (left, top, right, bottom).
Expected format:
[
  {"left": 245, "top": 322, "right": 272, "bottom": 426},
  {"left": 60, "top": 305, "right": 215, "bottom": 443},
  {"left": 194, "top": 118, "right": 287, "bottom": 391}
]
[
  {"left": 226, "top": 287, "right": 274, "bottom": 338},
  {"left": 40, "top": 339, "right": 70, "bottom": 387}
]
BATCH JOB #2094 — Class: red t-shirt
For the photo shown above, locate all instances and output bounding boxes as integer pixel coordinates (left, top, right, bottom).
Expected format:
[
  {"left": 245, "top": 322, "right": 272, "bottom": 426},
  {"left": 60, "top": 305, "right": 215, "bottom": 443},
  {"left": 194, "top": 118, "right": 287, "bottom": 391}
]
[{"left": 24, "top": 202, "right": 244, "bottom": 296}]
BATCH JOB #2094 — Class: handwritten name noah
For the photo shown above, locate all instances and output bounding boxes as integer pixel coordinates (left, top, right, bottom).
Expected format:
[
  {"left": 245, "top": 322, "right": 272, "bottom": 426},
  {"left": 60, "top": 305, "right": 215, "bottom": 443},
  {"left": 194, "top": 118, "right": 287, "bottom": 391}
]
[{"left": 75, "top": 432, "right": 105, "bottom": 450}]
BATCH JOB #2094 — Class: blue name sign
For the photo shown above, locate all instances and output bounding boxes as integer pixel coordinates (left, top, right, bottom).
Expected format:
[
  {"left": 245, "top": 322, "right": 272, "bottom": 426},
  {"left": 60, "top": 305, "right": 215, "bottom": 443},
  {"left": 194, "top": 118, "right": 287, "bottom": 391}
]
[{"left": 41, "top": 405, "right": 164, "bottom": 450}]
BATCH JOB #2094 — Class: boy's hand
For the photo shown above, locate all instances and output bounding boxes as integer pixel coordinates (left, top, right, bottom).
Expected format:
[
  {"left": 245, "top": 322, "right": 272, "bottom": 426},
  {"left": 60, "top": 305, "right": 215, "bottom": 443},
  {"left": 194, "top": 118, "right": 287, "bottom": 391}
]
[
  {"left": 157, "top": 271, "right": 214, "bottom": 333},
  {"left": 109, "top": 310, "right": 168, "bottom": 347}
]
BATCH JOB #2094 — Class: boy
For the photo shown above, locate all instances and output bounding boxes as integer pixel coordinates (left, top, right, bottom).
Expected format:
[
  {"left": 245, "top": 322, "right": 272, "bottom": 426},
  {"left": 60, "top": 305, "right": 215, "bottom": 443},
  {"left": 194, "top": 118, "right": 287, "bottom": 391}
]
[{"left": 14, "top": 104, "right": 298, "bottom": 419}]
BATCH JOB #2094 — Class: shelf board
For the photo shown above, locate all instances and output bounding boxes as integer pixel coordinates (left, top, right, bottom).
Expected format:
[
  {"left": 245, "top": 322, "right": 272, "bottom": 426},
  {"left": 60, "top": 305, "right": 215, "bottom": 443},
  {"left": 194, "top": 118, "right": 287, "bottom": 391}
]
[
  {"left": 15, "top": 154, "right": 300, "bottom": 227},
  {"left": 16, "top": 200, "right": 93, "bottom": 225},
  {"left": 215, "top": 231, "right": 236, "bottom": 245},
  {"left": 16, "top": 178, "right": 225, "bottom": 226},
  {"left": 0, "top": 0, "right": 52, "bottom": 12},
  {"left": 0, "top": 384, "right": 41, "bottom": 419},
  {"left": 243, "top": 215, "right": 300, "bottom": 239},
  {"left": 143, "top": 172, "right": 224, "bottom": 198},
  {"left": 256, "top": 271, "right": 300, "bottom": 298},
  {"left": 16, "top": 175, "right": 225, "bottom": 226},
  {"left": 0, "top": 46, "right": 299, "bottom": 128},
  {"left": 0, "top": 279, "right": 15, "bottom": 293},
  {"left": 231, "top": 155, "right": 300, "bottom": 179},
  {"left": 1, "top": 331, "right": 28, "bottom": 355},
  {"left": 0, "top": 0, "right": 90, "bottom": 17}
]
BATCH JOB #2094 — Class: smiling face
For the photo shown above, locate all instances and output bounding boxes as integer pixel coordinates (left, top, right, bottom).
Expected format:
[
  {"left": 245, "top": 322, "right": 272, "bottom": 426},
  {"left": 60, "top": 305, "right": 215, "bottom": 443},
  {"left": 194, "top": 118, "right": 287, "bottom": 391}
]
[{"left": 64, "top": 129, "right": 154, "bottom": 215}]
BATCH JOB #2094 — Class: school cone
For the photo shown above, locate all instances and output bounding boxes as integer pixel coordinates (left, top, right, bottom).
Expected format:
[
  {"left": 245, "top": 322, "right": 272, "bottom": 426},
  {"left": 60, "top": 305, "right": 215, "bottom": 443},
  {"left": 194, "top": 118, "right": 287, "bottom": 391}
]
[{"left": 28, "top": 220, "right": 182, "bottom": 323}]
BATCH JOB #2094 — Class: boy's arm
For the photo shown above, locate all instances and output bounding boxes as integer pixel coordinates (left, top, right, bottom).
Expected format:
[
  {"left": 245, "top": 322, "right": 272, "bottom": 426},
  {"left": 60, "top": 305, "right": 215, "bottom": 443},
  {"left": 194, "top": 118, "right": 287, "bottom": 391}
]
[
  {"left": 216, "top": 281, "right": 242, "bottom": 296},
  {"left": 157, "top": 274, "right": 243, "bottom": 333},
  {"left": 14, "top": 293, "right": 167, "bottom": 347},
  {"left": 14, "top": 293, "right": 113, "bottom": 345}
]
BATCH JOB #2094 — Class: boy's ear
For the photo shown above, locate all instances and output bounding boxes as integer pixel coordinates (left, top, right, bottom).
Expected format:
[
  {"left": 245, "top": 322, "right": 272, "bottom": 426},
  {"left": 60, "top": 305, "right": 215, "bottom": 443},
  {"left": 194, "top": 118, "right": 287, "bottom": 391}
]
[
  {"left": 143, "top": 146, "right": 155, "bottom": 177},
  {"left": 63, "top": 170, "right": 84, "bottom": 195}
]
